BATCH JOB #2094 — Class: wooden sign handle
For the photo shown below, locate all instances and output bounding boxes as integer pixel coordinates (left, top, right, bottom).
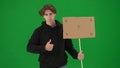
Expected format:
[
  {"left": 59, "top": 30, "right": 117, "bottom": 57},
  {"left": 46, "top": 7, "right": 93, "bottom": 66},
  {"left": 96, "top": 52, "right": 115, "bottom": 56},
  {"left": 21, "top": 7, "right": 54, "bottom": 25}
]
[{"left": 78, "top": 38, "right": 84, "bottom": 68}]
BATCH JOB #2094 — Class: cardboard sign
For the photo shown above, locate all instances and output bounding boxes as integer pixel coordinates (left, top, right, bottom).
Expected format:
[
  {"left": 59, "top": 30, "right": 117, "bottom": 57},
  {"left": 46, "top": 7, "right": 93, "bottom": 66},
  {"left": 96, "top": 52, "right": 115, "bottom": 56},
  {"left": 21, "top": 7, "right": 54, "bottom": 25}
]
[{"left": 63, "top": 17, "right": 95, "bottom": 39}]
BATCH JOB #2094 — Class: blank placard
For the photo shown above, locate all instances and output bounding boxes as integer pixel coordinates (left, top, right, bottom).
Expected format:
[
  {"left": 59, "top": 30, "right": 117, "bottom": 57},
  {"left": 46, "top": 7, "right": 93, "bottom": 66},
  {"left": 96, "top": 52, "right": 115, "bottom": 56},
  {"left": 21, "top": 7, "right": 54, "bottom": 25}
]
[{"left": 63, "top": 17, "right": 95, "bottom": 39}]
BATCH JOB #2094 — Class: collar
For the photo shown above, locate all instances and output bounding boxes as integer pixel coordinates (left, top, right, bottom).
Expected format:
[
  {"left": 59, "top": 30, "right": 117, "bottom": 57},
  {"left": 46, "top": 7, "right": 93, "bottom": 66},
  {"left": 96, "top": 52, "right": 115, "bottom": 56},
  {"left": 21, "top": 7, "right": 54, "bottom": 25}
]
[{"left": 41, "top": 20, "right": 61, "bottom": 29}]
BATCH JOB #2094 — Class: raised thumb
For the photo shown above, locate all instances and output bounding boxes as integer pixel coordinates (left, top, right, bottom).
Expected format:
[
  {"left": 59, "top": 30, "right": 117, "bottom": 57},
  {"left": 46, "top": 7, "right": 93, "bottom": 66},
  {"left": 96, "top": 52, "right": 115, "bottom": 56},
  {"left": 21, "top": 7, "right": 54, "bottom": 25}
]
[{"left": 48, "top": 39, "right": 51, "bottom": 43}]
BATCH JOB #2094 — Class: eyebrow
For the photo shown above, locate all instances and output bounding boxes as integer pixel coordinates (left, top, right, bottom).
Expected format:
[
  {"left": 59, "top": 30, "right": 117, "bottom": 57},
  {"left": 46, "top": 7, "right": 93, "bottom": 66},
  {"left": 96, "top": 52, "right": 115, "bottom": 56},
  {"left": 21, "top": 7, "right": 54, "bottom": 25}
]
[{"left": 45, "top": 12, "right": 53, "bottom": 15}]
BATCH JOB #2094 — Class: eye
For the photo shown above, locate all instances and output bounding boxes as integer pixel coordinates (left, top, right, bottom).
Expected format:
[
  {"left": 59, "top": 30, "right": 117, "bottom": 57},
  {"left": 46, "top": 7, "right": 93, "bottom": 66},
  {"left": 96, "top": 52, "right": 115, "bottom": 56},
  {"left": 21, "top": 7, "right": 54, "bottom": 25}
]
[
  {"left": 49, "top": 13, "right": 52, "bottom": 15},
  {"left": 44, "top": 14, "right": 48, "bottom": 16}
]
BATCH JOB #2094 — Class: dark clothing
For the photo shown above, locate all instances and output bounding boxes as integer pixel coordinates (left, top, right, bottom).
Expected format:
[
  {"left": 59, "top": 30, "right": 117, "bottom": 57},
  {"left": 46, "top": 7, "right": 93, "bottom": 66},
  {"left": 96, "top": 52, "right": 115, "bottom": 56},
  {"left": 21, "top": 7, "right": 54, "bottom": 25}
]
[
  {"left": 40, "top": 62, "right": 66, "bottom": 68},
  {"left": 27, "top": 20, "right": 78, "bottom": 68}
]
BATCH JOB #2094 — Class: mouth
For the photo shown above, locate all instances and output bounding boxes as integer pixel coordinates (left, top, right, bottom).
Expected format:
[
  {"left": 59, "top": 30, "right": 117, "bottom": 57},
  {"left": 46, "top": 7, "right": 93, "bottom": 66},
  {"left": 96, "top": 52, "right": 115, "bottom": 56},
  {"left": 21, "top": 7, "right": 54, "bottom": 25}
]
[{"left": 47, "top": 19, "right": 52, "bottom": 21}]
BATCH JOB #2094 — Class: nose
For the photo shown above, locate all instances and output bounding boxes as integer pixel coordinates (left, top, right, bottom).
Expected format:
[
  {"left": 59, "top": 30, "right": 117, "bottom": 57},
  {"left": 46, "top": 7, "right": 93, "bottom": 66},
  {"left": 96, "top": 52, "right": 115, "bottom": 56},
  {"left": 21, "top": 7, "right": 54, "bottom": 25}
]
[{"left": 47, "top": 14, "right": 52, "bottom": 19}]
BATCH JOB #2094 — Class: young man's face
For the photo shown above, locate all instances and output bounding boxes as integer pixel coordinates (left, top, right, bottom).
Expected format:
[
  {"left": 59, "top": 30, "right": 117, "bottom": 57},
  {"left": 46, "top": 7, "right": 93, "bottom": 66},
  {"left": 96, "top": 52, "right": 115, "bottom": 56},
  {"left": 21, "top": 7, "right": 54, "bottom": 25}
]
[{"left": 43, "top": 10, "right": 56, "bottom": 22}]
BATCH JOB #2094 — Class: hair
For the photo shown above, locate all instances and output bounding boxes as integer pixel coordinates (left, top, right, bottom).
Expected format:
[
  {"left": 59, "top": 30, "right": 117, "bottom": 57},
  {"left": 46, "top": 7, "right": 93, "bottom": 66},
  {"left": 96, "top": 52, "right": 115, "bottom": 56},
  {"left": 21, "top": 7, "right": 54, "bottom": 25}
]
[{"left": 39, "top": 4, "right": 56, "bottom": 16}]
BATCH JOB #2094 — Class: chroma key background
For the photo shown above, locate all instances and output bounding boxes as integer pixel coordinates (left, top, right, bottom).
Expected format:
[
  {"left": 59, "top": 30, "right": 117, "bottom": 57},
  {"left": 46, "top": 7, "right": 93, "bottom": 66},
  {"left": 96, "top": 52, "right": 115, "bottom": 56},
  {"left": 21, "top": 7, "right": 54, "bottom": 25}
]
[{"left": 0, "top": 0, "right": 120, "bottom": 68}]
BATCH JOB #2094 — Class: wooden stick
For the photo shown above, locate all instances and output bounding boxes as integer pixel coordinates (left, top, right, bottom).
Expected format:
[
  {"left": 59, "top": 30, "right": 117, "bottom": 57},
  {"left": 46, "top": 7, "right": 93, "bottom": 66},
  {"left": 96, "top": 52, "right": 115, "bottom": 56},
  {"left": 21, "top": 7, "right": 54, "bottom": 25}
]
[{"left": 78, "top": 38, "right": 84, "bottom": 68}]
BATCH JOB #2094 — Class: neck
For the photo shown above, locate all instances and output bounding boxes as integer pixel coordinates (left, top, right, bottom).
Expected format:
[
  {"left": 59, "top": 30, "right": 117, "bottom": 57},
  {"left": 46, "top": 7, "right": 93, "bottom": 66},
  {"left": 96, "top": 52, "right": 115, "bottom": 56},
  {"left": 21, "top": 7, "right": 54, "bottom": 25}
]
[{"left": 46, "top": 20, "right": 56, "bottom": 27}]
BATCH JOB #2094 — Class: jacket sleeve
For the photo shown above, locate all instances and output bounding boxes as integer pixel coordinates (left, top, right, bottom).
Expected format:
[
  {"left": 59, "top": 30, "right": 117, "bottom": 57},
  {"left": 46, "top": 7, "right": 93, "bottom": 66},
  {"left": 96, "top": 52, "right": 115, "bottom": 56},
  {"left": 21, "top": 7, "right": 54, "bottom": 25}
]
[
  {"left": 27, "top": 29, "right": 46, "bottom": 54},
  {"left": 65, "top": 39, "right": 78, "bottom": 59}
]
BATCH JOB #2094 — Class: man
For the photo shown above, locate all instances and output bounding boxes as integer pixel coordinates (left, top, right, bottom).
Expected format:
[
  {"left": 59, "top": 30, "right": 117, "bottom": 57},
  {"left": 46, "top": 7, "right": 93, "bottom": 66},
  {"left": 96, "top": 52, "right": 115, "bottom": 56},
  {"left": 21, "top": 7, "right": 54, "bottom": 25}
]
[{"left": 27, "top": 4, "right": 84, "bottom": 68}]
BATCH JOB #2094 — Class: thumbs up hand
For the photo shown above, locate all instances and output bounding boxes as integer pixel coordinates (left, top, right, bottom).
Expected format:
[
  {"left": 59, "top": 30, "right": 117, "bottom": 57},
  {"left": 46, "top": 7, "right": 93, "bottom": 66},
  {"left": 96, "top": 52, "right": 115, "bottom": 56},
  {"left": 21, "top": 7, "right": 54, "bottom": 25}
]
[{"left": 45, "top": 39, "right": 54, "bottom": 51}]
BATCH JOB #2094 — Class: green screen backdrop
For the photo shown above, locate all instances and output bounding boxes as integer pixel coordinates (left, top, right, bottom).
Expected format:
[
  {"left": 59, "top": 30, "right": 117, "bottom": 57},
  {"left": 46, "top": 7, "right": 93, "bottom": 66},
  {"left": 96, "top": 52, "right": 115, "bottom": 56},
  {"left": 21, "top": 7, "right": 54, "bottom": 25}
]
[{"left": 0, "top": 0, "right": 120, "bottom": 68}]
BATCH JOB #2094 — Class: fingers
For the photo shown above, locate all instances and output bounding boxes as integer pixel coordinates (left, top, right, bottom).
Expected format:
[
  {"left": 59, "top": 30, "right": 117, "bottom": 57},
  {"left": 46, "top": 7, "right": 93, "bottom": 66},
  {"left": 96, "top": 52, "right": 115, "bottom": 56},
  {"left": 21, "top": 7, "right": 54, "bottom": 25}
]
[
  {"left": 47, "top": 44, "right": 54, "bottom": 51},
  {"left": 48, "top": 39, "right": 51, "bottom": 43},
  {"left": 80, "top": 50, "right": 83, "bottom": 53},
  {"left": 78, "top": 53, "right": 84, "bottom": 60},
  {"left": 78, "top": 50, "right": 84, "bottom": 60},
  {"left": 45, "top": 39, "right": 54, "bottom": 51},
  {"left": 51, "top": 44, "right": 54, "bottom": 47}
]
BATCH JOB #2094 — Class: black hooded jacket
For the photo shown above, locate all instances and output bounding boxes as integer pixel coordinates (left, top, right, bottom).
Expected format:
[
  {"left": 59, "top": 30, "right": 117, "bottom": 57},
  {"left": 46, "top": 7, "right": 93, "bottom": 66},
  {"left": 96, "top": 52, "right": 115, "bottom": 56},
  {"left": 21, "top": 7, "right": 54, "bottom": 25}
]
[{"left": 27, "top": 20, "right": 78, "bottom": 67}]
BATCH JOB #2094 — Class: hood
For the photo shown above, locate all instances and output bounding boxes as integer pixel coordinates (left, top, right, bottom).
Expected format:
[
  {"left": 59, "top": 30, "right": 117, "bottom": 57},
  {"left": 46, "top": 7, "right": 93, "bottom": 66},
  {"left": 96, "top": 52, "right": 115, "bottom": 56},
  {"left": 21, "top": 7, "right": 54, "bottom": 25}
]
[{"left": 41, "top": 20, "right": 62, "bottom": 30}]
